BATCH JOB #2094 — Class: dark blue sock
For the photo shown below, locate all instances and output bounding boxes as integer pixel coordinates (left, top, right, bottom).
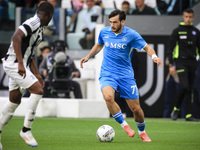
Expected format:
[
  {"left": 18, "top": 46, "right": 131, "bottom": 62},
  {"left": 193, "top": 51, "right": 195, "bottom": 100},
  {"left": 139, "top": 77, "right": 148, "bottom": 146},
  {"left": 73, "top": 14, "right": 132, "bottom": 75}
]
[
  {"left": 112, "top": 111, "right": 124, "bottom": 124},
  {"left": 136, "top": 121, "right": 145, "bottom": 131}
]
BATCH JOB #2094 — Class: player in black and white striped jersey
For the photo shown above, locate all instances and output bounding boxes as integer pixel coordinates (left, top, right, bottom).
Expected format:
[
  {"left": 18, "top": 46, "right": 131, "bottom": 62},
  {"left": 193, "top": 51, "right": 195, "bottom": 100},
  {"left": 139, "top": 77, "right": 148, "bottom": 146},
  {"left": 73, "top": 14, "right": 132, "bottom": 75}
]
[{"left": 0, "top": 2, "right": 54, "bottom": 149}]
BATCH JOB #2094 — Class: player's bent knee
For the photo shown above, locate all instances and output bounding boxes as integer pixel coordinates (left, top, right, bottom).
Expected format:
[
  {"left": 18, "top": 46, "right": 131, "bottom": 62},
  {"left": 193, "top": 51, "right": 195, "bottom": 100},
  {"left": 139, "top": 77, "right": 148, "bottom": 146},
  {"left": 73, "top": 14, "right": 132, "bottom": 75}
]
[
  {"left": 36, "top": 88, "right": 43, "bottom": 95},
  {"left": 30, "top": 87, "right": 43, "bottom": 95},
  {"left": 131, "top": 106, "right": 141, "bottom": 114},
  {"left": 9, "top": 89, "right": 22, "bottom": 104},
  {"left": 104, "top": 95, "right": 114, "bottom": 104},
  {"left": 28, "top": 82, "right": 44, "bottom": 95}
]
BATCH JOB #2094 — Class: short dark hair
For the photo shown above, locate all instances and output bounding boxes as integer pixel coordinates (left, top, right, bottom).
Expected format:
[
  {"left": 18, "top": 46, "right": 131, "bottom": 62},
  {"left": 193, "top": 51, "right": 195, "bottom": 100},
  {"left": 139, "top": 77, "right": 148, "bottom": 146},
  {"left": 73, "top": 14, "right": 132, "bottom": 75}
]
[
  {"left": 122, "top": 1, "right": 130, "bottom": 6},
  {"left": 109, "top": 9, "right": 126, "bottom": 21},
  {"left": 183, "top": 8, "right": 194, "bottom": 14},
  {"left": 37, "top": 0, "right": 47, "bottom": 5},
  {"left": 38, "top": 2, "right": 54, "bottom": 15},
  {"left": 40, "top": 46, "right": 51, "bottom": 52}
]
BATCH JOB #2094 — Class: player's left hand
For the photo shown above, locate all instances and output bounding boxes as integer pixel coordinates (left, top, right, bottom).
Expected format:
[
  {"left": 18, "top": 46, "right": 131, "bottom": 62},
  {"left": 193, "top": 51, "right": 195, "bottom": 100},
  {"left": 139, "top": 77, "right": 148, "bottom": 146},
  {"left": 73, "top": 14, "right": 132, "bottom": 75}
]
[
  {"left": 18, "top": 62, "right": 26, "bottom": 78},
  {"left": 153, "top": 57, "right": 163, "bottom": 67}
]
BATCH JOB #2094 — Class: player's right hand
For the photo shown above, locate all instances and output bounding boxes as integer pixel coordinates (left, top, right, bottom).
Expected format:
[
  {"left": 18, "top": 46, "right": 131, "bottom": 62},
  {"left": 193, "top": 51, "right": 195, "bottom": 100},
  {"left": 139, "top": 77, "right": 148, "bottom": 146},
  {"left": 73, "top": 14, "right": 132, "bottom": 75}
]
[
  {"left": 153, "top": 57, "right": 163, "bottom": 67},
  {"left": 80, "top": 56, "right": 89, "bottom": 68},
  {"left": 18, "top": 62, "right": 26, "bottom": 79}
]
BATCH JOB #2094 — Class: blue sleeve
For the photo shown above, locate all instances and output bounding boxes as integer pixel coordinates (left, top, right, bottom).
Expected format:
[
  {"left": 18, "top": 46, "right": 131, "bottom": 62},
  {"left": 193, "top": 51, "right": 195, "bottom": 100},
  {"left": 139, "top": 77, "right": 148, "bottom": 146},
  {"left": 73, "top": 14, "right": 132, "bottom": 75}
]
[
  {"left": 98, "top": 30, "right": 104, "bottom": 44},
  {"left": 130, "top": 31, "right": 147, "bottom": 50}
]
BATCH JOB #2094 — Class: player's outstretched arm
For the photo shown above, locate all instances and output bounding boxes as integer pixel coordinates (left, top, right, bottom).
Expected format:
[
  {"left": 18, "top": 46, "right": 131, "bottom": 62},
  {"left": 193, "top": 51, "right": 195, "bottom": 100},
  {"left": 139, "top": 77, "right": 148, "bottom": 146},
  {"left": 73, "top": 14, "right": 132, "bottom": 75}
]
[
  {"left": 80, "top": 43, "right": 104, "bottom": 68},
  {"left": 143, "top": 44, "right": 163, "bottom": 67}
]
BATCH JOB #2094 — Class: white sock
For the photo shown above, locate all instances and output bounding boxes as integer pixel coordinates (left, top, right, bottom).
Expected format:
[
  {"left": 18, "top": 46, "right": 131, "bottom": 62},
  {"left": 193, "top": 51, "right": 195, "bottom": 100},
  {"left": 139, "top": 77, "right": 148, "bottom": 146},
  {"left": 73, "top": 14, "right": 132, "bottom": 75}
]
[
  {"left": 138, "top": 130, "right": 146, "bottom": 135},
  {"left": 120, "top": 120, "right": 128, "bottom": 128},
  {"left": 0, "top": 101, "right": 19, "bottom": 131},
  {"left": 24, "top": 94, "right": 42, "bottom": 129}
]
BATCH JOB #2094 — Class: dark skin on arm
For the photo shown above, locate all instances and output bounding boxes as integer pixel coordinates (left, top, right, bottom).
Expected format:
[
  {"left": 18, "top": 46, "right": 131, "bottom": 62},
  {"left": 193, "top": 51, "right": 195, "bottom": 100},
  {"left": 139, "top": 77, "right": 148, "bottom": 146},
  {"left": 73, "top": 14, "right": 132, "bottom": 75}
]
[{"left": 12, "top": 29, "right": 26, "bottom": 78}]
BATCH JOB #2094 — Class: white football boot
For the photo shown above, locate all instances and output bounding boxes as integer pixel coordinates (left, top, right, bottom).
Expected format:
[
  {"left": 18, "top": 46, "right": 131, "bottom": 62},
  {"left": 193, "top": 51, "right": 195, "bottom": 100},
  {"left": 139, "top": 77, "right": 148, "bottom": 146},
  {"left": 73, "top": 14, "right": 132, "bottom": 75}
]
[{"left": 20, "top": 130, "right": 38, "bottom": 147}]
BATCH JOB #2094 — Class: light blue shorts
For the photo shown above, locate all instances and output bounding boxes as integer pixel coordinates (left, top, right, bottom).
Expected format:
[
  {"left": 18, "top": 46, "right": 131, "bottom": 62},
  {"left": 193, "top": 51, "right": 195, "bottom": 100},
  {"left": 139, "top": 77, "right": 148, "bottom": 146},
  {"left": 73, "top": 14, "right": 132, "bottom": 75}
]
[{"left": 99, "top": 76, "right": 139, "bottom": 100}]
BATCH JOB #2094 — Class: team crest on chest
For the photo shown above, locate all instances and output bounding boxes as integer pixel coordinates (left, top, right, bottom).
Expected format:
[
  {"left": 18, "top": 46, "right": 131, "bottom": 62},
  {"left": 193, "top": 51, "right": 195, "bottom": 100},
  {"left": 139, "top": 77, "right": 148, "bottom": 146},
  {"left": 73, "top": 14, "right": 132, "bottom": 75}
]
[
  {"left": 122, "top": 37, "right": 127, "bottom": 41},
  {"left": 105, "top": 41, "right": 109, "bottom": 47}
]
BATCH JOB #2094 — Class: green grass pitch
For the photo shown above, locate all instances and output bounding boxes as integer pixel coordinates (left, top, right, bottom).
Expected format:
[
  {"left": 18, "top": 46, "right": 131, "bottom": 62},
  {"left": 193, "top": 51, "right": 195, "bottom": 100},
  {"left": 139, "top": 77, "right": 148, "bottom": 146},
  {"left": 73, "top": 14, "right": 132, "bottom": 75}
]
[{"left": 1, "top": 117, "right": 200, "bottom": 150}]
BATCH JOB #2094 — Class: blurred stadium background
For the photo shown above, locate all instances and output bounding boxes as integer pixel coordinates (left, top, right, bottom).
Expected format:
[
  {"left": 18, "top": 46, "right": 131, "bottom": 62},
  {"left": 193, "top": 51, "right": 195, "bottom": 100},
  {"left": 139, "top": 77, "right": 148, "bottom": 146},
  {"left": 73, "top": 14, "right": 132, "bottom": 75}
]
[{"left": 0, "top": 0, "right": 200, "bottom": 118}]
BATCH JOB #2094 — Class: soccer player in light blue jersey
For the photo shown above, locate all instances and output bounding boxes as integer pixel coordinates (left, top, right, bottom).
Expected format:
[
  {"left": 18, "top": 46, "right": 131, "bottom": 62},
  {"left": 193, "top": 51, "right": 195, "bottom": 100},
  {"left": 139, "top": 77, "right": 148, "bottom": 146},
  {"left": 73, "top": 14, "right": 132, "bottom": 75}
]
[{"left": 80, "top": 9, "right": 163, "bottom": 142}]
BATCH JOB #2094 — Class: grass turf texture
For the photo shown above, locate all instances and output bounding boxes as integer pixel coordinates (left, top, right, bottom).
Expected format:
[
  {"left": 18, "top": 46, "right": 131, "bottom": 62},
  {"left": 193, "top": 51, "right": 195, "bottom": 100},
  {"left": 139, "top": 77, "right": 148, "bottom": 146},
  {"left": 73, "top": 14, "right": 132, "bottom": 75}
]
[{"left": 1, "top": 117, "right": 200, "bottom": 150}]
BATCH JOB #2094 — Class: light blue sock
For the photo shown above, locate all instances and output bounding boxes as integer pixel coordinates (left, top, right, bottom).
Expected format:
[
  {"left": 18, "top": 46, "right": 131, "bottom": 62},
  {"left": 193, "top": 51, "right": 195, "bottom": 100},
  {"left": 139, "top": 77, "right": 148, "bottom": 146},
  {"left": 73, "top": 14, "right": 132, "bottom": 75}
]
[
  {"left": 136, "top": 121, "right": 145, "bottom": 132},
  {"left": 112, "top": 111, "right": 124, "bottom": 124}
]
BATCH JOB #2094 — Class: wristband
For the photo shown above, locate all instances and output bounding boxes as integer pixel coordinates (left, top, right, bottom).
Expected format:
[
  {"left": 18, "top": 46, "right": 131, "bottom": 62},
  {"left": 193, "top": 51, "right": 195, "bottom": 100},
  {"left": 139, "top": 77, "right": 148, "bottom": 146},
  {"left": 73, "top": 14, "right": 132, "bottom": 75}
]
[{"left": 151, "top": 54, "right": 158, "bottom": 60}]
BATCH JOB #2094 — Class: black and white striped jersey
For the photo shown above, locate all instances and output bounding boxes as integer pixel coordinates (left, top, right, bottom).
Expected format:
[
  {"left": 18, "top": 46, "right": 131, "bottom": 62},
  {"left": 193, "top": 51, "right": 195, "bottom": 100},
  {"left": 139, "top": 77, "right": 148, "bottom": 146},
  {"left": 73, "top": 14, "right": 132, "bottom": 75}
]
[{"left": 4, "top": 14, "right": 44, "bottom": 68}]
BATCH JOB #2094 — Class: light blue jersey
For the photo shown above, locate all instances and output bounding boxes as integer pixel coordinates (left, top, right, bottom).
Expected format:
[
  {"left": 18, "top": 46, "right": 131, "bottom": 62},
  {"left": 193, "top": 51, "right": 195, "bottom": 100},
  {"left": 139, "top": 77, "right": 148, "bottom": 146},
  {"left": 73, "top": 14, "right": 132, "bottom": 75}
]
[
  {"left": 98, "top": 26, "right": 147, "bottom": 78},
  {"left": 98, "top": 26, "right": 147, "bottom": 99}
]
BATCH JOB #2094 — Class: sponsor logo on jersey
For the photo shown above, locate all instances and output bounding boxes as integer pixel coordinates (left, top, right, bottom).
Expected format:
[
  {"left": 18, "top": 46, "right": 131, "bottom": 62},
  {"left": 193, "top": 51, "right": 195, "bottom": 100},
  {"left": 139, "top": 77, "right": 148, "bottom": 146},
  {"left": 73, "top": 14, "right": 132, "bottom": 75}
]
[
  {"left": 105, "top": 42, "right": 127, "bottom": 49},
  {"left": 105, "top": 42, "right": 109, "bottom": 47}
]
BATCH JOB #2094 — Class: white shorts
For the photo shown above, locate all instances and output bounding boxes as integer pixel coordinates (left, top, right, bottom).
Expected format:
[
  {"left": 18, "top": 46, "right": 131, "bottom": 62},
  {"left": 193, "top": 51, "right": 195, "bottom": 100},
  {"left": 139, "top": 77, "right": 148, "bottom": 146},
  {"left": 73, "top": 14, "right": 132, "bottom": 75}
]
[{"left": 3, "top": 61, "right": 38, "bottom": 92}]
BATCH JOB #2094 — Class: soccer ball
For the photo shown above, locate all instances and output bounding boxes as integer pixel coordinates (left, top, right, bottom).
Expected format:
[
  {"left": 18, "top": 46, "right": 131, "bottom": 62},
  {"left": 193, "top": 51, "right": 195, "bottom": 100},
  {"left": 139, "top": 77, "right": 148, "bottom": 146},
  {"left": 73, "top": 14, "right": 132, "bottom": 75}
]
[{"left": 96, "top": 125, "right": 115, "bottom": 142}]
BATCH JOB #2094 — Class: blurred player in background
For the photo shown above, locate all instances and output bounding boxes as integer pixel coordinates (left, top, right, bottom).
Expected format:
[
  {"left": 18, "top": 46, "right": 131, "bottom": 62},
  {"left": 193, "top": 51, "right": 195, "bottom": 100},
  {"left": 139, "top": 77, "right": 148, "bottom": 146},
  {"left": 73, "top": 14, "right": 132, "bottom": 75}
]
[
  {"left": 0, "top": 2, "right": 54, "bottom": 149},
  {"left": 80, "top": 9, "right": 163, "bottom": 142}
]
